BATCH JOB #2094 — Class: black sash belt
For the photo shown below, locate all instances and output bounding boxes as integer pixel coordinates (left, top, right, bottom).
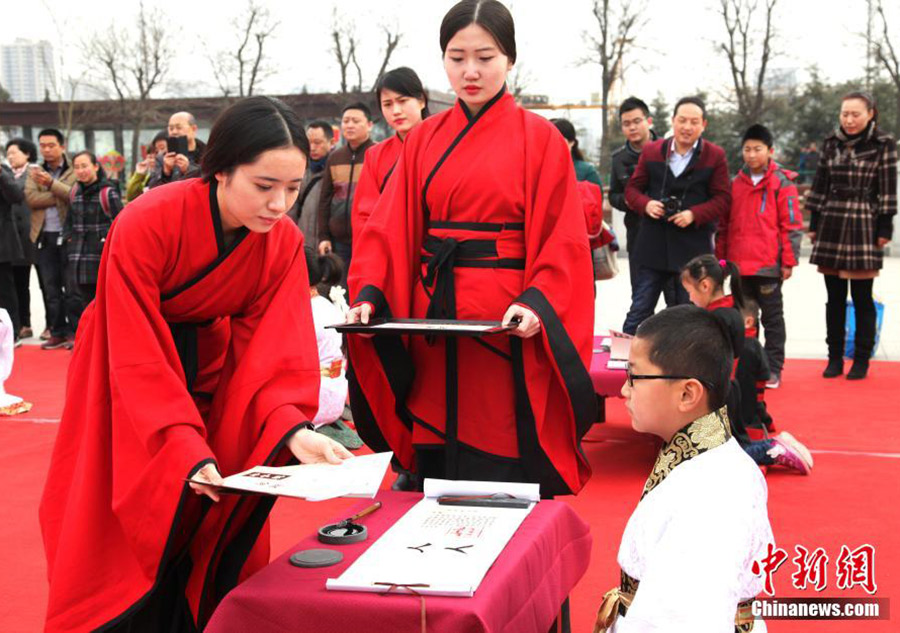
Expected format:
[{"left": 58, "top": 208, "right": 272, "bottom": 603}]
[
  {"left": 421, "top": 234, "right": 524, "bottom": 322},
  {"left": 169, "top": 319, "right": 214, "bottom": 394},
  {"left": 418, "top": 227, "right": 525, "bottom": 480}
]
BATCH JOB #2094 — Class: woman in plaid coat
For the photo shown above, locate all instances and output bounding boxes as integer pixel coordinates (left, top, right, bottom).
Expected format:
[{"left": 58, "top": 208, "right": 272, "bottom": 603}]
[
  {"left": 807, "top": 91, "right": 897, "bottom": 380},
  {"left": 65, "top": 151, "right": 123, "bottom": 331}
]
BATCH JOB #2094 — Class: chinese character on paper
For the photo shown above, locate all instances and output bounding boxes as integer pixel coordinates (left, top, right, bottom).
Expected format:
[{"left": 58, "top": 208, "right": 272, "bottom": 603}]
[
  {"left": 752, "top": 543, "right": 789, "bottom": 596},
  {"left": 791, "top": 546, "right": 829, "bottom": 591},
  {"left": 835, "top": 544, "right": 877, "bottom": 594}
]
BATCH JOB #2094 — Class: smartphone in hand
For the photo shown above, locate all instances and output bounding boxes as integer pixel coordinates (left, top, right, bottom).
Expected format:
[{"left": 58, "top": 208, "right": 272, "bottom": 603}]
[{"left": 166, "top": 136, "right": 189, "bottom": 156}]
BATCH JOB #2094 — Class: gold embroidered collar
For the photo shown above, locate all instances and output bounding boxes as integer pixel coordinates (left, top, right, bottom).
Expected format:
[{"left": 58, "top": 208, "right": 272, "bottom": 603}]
[{"left": 641, "top": 407, "right": 731, "bottom": 500}]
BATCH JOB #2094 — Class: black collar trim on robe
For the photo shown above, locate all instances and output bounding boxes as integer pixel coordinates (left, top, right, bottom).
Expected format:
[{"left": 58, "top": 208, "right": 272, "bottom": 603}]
[
  {"left": 640, "top": 407, "right": 731, "bottom": 500},
  {"left": 160, "top": 180, "right": 251, "bottom": 302},
  {"left": 421, "top": 85, "right": 508, "bottom": 224},
  {"left": 379, "top": 161, "right": 398, "bottom": 193},
  {"left": 94, "top": 458, "right": 216, "bottom": 631}
]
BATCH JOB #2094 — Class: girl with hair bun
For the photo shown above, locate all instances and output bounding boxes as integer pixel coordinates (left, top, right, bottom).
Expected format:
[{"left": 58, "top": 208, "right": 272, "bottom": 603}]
[{"left": 40, "top": 96, "right": 351, "bottom": 633}]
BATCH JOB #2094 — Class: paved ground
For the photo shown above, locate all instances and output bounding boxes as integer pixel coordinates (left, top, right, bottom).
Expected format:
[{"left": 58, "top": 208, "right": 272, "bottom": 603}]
[
  {"left": 19, "top": 254, "right": 899, "bottom": 361},
  {"left": 595, "top": 254, "right": 899, "bottom": 361}
]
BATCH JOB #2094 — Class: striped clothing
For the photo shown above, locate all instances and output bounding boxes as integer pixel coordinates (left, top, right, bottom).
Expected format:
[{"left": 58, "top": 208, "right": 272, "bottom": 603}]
[
  {"left": 65, "top": 180, "right": 123, "bottom": 284},
  {"left": 807, "top": 123, "right": 897, "bottom": 271}
]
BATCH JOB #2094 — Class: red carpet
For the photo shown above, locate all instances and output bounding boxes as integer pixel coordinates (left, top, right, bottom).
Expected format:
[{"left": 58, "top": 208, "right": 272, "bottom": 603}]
[{"left": 2, "top": 348, "right": 898, "bottom": 632}]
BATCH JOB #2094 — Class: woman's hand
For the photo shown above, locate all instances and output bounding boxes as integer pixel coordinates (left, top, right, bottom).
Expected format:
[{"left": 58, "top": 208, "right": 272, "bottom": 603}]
[
  {"left": 807, "top": 232, "right": 816, "bottom": 244},
  {"left": 877, "top": 237, "right": 890, "bottom": 249},
  {"left": 346, "top": 302, "right": 372, "bottom": 325},
  {"left": 502, "top": 304, "right": 541, "bottom": 339},
  {"left": 345, "top": 303, "right": 376, "bottom": 338},
  {"left": 288, "top": 428, "right": 353, "bottom": 464},
  {"left": 318, "top": 240, "right": 333, "bottom": 256},
  {"left": 189, "top": 462, "right": 224, "bottom": 502}
]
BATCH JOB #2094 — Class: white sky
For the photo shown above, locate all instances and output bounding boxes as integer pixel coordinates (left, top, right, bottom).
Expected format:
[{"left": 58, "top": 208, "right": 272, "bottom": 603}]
[{"left": 3, "top": 0, "right": 894, "bottom": 109}]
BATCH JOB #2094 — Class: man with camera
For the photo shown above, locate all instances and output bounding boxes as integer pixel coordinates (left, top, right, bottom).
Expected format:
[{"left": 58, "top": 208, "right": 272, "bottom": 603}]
[
  {"left": 148, "top": 111, "right": 206, "bottom": 188},
  {"left": 622, "top": 96, "right": 731, "bottom": 334}
]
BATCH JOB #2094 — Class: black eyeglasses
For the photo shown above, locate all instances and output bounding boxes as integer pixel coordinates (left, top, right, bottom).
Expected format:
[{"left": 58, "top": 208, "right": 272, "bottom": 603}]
[{"left": 626, "top": 369, "right": 714, "bottom": 390}]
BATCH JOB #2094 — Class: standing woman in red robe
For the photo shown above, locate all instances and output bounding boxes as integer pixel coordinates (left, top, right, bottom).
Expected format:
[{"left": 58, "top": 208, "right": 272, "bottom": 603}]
[
  {"left": 39, "top": 96, "right": 352, "bottom": 633},
  {"left": 351, "top": 66, "right": 429, "bottom": 243},
  {"left": 347, "top": 0, "right": 596, "bottom": 497}
]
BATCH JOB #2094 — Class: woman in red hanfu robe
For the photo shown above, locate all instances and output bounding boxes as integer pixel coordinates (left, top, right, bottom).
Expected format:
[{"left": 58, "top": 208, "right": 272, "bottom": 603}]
[
  {"left": 347, "top": 2, "right": 596, "bottom": 497},
  {"left": 39, "top": 97, "right": 351, "bottom": 633},
  {"left": 351, "top": 67, "right": 429, "bottom": 244}
]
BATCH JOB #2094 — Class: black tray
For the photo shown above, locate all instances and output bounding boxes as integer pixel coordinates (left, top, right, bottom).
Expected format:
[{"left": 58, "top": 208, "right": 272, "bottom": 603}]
[{"left": 329, "top": 318, "right": 516, "bottom": 337}]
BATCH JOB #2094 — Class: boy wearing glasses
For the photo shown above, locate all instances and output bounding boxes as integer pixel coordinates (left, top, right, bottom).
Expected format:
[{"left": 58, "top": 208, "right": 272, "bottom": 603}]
[{"left": 595, "top": 305, "right": 773, "bottom": 632}]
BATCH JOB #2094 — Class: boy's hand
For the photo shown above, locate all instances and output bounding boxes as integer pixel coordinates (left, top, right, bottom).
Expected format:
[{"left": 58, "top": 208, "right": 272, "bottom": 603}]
[
  {"left": 877, "top": 237, "right": 890, "bottom": 249},
  {"left": 807, "top": 232, "right": 816, "bottom": 243},
  {"left": 781, "top": 266, "right": 793, "bottom": 281}
]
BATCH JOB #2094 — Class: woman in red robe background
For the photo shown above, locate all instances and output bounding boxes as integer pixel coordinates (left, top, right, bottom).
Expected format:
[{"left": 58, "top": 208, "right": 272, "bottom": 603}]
[
  {"left": 39, "top": 96, "right": 351, "bottom": 633},
  {"left": 347, "top": 0, "right": 596, "bottom": 497},
  {"left": 351, "top": 66, "right": 429, "bottom": 244}
]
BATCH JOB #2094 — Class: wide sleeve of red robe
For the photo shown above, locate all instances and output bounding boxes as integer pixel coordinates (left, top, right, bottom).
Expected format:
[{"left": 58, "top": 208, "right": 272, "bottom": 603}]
[
  {"left": 39, "top": 178, "right": 321, "bottom": 633},
  {"left": 348, "top": 89, "right": 595, "bottom": 496},
  {"left": 351, "top": 134, "right": 403, "bottom": 244}
]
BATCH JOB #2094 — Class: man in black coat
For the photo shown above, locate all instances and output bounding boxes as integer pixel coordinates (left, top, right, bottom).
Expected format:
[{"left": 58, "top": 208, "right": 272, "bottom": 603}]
[
  {"left": 622, "top": 96, "right": 732, "bottom": 334},
  {"left": 608, "top": 96, "right": 677, "bottom": 307}
]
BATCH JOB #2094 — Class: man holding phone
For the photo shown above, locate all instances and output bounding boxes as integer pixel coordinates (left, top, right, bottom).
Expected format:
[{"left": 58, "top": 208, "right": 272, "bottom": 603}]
[
  {"left": 148, "top": 111, "right": 206, "bottom": 188},
  {"left": 24, "top": 128, "right": 78, "bottom": 349}
]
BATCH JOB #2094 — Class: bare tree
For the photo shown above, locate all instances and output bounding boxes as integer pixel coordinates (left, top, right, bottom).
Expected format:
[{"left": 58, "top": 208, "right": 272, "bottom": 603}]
[
  {"left": 373, "top": 26, "right": 402, "bottom": 84},
  {"left": 581, "top": 0, "right": 646, "bottom": 170},
  {"left": 37, "top": 0, "right": 89, "bottom": 140},
  {"left": 208, "top": 1, "right": 278, "bottom": 97},
  {"left": 84, "top": 1, "right": 171, "bottom": 166},
  {"left": 331, "top": 11, "right": 358, "bottom": 94},
  {"left": 508, "top": 63, "right": 533, "bottom": 101},
  {"left": 717, "top": 0, "right": 777, "bottom": 126},
  {"left": 873, "top": 2, "right": 900, "bottom": 134},
  {"left": 331, "top": 11, "right": 402, "bottom": 93}
]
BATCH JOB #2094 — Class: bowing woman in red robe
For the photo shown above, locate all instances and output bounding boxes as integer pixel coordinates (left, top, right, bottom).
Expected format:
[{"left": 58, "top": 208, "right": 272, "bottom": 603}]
[
  {"left": 347, "top": 0, "right": 596, "bottom": 497},
  {"left": 351, "top": 66, "right": 429, "bottom": 243},
  {"left": 39, "top": 96, "right": 352, "bottom": 633}
]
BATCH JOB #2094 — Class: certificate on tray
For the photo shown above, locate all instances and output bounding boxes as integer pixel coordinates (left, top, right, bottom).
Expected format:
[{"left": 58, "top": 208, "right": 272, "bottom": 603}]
[
  {"left": 329, "top": 318, "right": 516, "bottom": 337},
  {"left": 189, "top": 452, "right": 393, "bottom": 502},
  {"left": 326, "top": 479, "right": 540, "bottom": 597}
]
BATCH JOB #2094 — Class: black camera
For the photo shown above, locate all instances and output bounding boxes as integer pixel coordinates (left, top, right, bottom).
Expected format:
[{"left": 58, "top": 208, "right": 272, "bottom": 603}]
[{"left": 663, "top": 196, "right": 682, "bottom": 217}]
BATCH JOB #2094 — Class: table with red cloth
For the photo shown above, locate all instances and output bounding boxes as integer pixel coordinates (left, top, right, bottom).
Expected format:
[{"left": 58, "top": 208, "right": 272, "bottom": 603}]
[
  {"left": 590, "top": 335, "right": 627, "bottom": 398},
  {"left": 206, "top": 490, "right": 592, "bottom": 633}
]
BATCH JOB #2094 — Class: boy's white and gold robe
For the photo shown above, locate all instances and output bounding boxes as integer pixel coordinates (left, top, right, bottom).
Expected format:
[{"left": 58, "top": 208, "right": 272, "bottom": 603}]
[{"left": 598, "top": 408, "right": 774, "bottom": 633}]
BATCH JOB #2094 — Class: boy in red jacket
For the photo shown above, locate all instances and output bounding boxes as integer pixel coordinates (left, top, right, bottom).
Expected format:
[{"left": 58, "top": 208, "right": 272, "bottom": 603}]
[{"left": 716, "top": 124, "right": 803, "bottom": 388}]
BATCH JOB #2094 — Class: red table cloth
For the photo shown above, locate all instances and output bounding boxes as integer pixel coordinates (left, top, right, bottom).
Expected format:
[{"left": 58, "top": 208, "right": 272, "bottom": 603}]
[
  {"left": 206, "top": 491, "right": 592, "bottom": 633},
  {"left": 590, "top": 336, "right": 626, "bottom": 398}
]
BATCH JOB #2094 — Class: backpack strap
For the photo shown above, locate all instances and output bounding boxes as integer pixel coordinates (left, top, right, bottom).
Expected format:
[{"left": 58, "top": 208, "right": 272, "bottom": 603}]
[{"left": 99, "top": 186, "right": 111, "bottom": 217}]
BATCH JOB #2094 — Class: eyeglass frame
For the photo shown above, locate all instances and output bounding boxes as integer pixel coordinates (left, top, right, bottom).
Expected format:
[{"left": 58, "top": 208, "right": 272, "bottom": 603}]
[{"left": 625, "top": 369, "right": 715, "bottom": 390}]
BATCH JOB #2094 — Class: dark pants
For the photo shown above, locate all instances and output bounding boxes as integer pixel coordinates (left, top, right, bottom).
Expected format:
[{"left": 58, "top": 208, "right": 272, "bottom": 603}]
[
  {"left": 0, "top": 262, "right": 20, "bottom": 335},
  {"left": 36, "top": 232, "right": 79, "bottom": 338},
  {"left": 625, "top": 223, "right": 677, "bottom": 307},
  {"left": 742, "top": 276, "right": 786, "bottom": 375},
  {"left": 333, "top": 240, "right": 352, "bottom": 288},
  {"left": 13, "top": 264, "right": 31, "bottom": 328},
  {"left": 824, "top": 274, "right": 876, "bottom": 360},
  {"left": 623, "top": 266, "right": 690, "bottom": 335},
  {"left": 742, "top": 438, "right": 776, "bottom": 466},
  {"left": 69, "top": 281, "right": 97, "bottom": 334}
]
